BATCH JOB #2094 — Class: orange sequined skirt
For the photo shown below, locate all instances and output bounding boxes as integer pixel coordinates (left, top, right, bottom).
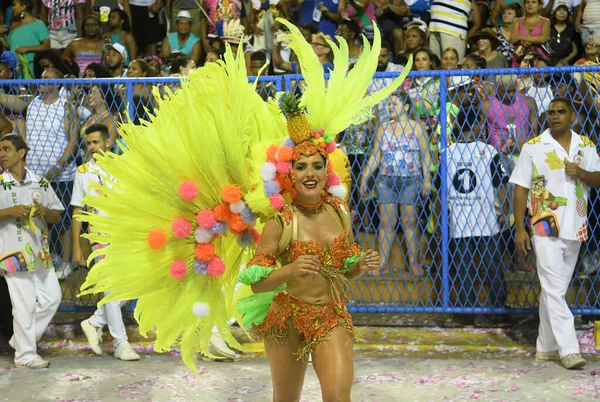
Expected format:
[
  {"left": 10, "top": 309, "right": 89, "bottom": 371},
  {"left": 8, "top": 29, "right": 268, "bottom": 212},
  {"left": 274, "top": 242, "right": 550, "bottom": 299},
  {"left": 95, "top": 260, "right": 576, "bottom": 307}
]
[{"left": 254, "top": 292, "right": 357, "bottom": 359}]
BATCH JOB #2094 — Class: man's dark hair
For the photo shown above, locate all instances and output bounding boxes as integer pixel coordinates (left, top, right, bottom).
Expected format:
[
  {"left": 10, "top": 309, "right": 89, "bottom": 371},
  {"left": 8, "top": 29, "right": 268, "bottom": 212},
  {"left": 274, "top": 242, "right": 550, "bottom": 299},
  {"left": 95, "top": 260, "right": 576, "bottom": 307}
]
[
  {"left": 550, "top": 96, "right": 574, "bottom": 112},
  {"left": 0, "top": 133, "right": 29, "bottom": 160},
  {"left": 381, "top": 40, "right": 392, "bottom": 53},
  {"left": 301, "top": 22, "right": 319, "bottom": 36},
  {"left": 84, "top": 123, "right": 111, "bottom": 141},
  {"left": 170, "top": 55, "right": 192, "bottom": 75},
  {"left": 250, "top": 51, "right": 267, "bottom": 63},
  {"left": 453, "top": 109, "right": 483, "bottom": 138}
]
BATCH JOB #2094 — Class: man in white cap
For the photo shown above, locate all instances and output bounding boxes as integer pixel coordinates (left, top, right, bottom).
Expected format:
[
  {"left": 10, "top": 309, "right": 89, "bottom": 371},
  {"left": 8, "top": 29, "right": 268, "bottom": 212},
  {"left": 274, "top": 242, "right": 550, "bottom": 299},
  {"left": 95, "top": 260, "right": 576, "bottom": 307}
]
[
  {"left": 104, "top": 43, "right": 127, "bottom": 78},
  {"left": 160, "top": 10, "right": 202, "bottom": 66}
]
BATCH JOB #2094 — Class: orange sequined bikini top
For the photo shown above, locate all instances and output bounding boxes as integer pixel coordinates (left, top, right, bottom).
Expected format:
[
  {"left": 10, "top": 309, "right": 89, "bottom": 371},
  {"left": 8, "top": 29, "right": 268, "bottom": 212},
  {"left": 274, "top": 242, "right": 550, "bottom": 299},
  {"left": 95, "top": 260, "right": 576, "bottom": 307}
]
[{"left": 289, "top": 232, "right": 360, "bottom": 271}]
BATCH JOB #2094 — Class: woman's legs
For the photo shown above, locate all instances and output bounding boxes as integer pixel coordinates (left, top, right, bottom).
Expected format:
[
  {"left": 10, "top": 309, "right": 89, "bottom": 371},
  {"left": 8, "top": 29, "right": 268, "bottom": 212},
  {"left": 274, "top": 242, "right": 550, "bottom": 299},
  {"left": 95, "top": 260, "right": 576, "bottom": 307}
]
[
  {"left": 264, "top": 324, "right": 309, "bottom": 402},
  {"left": 312, "top": 326, "right": 354, "bottom": 402},
  {"left": 377, "top": 202, "right": 398, "bottom": 274},
  {"left": 400, "top": 204, "right": 424, "bottom": 276}
]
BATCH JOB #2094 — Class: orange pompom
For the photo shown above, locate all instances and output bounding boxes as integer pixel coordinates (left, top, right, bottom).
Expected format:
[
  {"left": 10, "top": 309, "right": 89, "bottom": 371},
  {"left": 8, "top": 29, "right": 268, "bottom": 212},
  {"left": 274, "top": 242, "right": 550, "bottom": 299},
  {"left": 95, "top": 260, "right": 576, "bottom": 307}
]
[
  {"left": 229, "top": 214, "right": 249, "bottom": 232},
  {"left": 319, "top": 142, "right": 327, "bottom": 149},
  {"left": 276, "top": 146, "right": 293, "bottom": 162},
  {"left": 275, "top": 176, "right": 293, "bottom": 193},
  {"left": 147, "top": 230, "right": 167, "bottom": 249},
  {"left": 266, "top": 145, "right": 279, "bottom": 162},
  {"left": 222, "top": 186, "right": 242, "bottom": 204},
  {"left": 194, "top": 242, "right": 215, "bottom": 262},
  {"left": 214, "top": 203, "right": 231, "bottom": 222}
]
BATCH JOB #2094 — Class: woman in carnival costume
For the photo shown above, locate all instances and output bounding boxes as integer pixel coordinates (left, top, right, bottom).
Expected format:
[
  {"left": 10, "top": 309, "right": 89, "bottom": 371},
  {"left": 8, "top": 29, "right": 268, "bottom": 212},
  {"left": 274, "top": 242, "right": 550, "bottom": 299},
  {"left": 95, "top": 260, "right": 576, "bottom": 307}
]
[{"left": 77, "top": 18, "right": 411, "bottom": 399}]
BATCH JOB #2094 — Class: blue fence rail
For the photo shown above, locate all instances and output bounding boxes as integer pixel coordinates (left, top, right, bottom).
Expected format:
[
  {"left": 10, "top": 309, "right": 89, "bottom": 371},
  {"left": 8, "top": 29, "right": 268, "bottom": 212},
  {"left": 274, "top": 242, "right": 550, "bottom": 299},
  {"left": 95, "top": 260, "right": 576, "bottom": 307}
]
[{"left": 0, "top": 67, "right": 598, "bottom": 315}]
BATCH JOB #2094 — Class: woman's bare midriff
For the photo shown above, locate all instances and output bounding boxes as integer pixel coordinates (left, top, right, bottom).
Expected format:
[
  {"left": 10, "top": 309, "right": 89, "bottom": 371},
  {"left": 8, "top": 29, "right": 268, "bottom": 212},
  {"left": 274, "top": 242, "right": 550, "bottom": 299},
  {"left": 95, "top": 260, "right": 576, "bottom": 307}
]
[{"left": 285, "top": 274, "right": 332, "bottom": 305}]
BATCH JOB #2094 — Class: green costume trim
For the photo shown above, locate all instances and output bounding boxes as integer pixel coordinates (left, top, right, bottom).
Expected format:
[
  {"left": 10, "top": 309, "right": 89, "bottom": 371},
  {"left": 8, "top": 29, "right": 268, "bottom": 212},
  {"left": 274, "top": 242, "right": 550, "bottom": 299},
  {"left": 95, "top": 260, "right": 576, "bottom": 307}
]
[
  {"left": 343, "top": 253, "right": 363, "bottom": 274},
  {"left": 237, "top": 284, "right": 287, "bottom": 327},
  {"left": 238, "top": 265, "right": 277, "bottom": 285}
]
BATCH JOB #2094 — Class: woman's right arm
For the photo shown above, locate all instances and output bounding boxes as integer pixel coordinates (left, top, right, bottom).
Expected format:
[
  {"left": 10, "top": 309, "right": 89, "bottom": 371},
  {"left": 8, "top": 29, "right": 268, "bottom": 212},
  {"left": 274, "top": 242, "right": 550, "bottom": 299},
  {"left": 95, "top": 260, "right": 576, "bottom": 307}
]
[{"left": 359, "top": 122, "right": 383, "bottom": 195}]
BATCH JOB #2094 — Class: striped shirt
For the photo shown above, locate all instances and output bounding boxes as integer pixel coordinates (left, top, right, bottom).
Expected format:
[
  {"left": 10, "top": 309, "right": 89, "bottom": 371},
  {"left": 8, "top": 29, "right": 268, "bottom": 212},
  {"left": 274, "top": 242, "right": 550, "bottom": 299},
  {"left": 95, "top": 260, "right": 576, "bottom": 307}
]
[{"left": 429, "top": 0, "right": 472, "bottom": 39}]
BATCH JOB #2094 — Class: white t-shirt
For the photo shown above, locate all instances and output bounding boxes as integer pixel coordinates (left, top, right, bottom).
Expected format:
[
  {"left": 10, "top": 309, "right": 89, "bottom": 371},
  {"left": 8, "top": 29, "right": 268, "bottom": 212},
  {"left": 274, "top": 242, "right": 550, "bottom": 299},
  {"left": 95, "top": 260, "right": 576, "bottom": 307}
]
[
  {"left": 509, "top": 130, "right": 600, "bottom": 242},
  {"left": 439, "top": 141, "right": 508, "bottom": 238},
  {"left": 71, "top": 159, "right": 108, "bottom": 214},
  {"left": 0, "top": 168, "right": 64, "bottom": 273}
]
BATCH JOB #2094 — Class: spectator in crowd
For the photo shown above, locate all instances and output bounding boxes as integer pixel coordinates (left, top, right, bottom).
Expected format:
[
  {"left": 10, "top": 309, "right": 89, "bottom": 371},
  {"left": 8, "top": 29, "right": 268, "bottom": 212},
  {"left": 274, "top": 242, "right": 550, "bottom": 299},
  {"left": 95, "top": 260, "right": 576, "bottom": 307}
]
[
  {"left": 0, "top": 0, "right": 50, "bottom": 78},
  {"left": 336, "top": 18, "right": 362, "bottom": 65},
  {"left": 63, "top": 15, "right": 105, "bottom": 77},
  {"left": 0, "top": 133, "right": 63, "bottom": 369},
  {"left": 511, "top": 0, "right": 550, "bottom": 67},
  {"left": 107, "top": 9, "right": 137, "bottom": 66},
  {"left": 510, "top": 97, "right": 600, "bottom": 370},
  {"left": 169, "top": 53, "right": 195, "bottom": 76},
  {"left": 40, "top": 0, "right": 85, "bottom": 50},
  {"left": 575, "top": 34, "right": 600, "bottom": 64},
  {"left": 547, "top": 1, "right": 578, "bottom": 66},
  {"left": 129, "top": 0, "right": 164, "bottom": 56},
  {"left": 71, "top": 124, "right": 141, "bottom": 361},
  {"left": 429, "top": 0, "right": 480, "bottom": 61},
  {"left": 374, "top": 0, "right": 411, "bottom": 55},
  {"left": 205, "top": 48, "right": 225, "bottom": 63},
  {"left": 144, "top": 54, "right": 164, "bottom": 76},
  {"left": 167, "top": 0, "right": 204, "bottom": 40},
  {"left": 249, "top": 51, "right": 276, "bottom": 100},
  {"left": 359, "top": 93, "right": 432, "bottom": 277},
  {"left": 294, "top": 0, "right": 340, "bottom": 38},
  {"left": 470, "top": 28, "right": 509, "bottom": 69},
  {"left": 483, "top": 74, "right": 538, "bottom": 169},
  {"left": 160, "top": 10, "right": 201, "bottom": 66},
  {"left": 203, "top": 0, "right": 246, "bottom": 38},
  {"left": 80, "top": 84, "right": 121, "bottom": 145},
  {"left": 221, "top": 19, "right": 254, "bottom": 70},
  {"left": 250, "top": 0, "right": 289, "bottom": 54},
  {"left": 104, "top": 42, "right": 127, "bottom": 77},
  {"left": 525, "top": 55, "right": 555, "bottom": 119},
  {"left": 400, "top": 47, "right": 440, "bottom": 121},
  {"left": 496, "top": 3, "right": 519, "bottom": 66},
  {"left": 441, "top": 47, "right": 459, "bottom": 70},
  {"left": 26, "top": 68, "right": 81, "bottom": 280},
  {"left": 0, "top": 50, "right": 26, "bottom": 135},
  {"left": 274, "top": 31, "right": 333, "bottom": 73},
  {"left": 120, "top": 58, "right": 155, "bottom": 124},
  {"left": 338, "top": 0, "right": 376, "bottom": 39},
  {"left": 377, "top": 40, "right": 403, "bottom": 73},
  {"left": 393, "top": 20, "right": 427, "bottom": 65},
  {"left": 575, "top": 0, "right": 600, "bottom": 44},
  {"left": 33, "top": 49, "right": 76, "bottom": 78},
  {"left": 83, "top": 61, "right": 112, "bottom": 78},
  {"left": 438, "top": 110, "right": 509, "bottom": 326},
  {"left": 491, "top": 0, "right": 523, "bottom": 27}
]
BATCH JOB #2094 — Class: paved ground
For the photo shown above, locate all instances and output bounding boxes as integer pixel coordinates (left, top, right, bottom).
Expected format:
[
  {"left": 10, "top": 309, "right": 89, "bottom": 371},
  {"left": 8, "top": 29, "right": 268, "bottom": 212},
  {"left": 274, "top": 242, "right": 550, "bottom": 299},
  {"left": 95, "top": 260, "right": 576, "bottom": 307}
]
[{"left": 1, "top": 313, "right": 599, "bottom": 401}]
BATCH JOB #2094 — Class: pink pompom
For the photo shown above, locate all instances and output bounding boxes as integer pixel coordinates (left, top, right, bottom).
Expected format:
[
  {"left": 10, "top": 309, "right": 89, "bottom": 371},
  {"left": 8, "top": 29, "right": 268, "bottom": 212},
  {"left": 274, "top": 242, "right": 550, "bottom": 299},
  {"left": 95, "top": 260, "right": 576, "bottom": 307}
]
[
  {"left": 169, "top": 260, "right": 187, "bottom": 279},
  {"left": 325, "top": 141, "right": 336, "bottom": 154},
  {"left": 178, "top": 181, "right": 199, "bottom": 201},
  {"left": 208, "top": 257, "right": 226, "bottom": 277},
  {"left": 269, "top": 194, "right": 285, "bottom": 210},
  {"left": 197, "top": 210, "right": 216, "bottom": 229},
  {"left": 275, "top": 161, "right": 291, "bottom": 175},
  {"left": 251, "top": 228, "right": 261, "bottom": 244},
  {"left": 171, "top": 218, "right": 192, "bottom": 238},
  {"left": 327, "top": 173, "right": 341, "bottom": 187}
]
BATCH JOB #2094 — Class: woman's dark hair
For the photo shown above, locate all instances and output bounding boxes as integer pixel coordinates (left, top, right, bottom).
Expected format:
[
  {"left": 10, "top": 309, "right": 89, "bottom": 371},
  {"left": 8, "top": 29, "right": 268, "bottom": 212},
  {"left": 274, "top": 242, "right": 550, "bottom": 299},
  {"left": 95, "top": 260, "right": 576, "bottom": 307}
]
[
  {"left": 85, "top": 62, "right": 112, "bottom": 78},
  {"left": 300, "top": 22, "right": 319, "bottom": 36},
  {"left": 33, "top": 50, "right": 76, "bottom": 78},
  {"left": 464, "top": 53, "right": 487, "bottom": 69},
  {"left": 412, "top": 46, "right": 440, "bottom": 69},
  {"left": 170, "top": 55, "right": 192, "bottom": 74},
  {"left": 0, "top": 133, "right": 29, "bottom": 160},
  {"left": 130, "top": 58, "right": 152, "bottom": 76},
  {"left": 82, "top": 15, "right": 102, "bottom": 37},
  {"left": 502, "top": 3, "right": 523, "bottom": 18},
  {"left": 110, "top": 9, "right": 131, "bottom": 32},
  {"left": 16, "top": 0, "right": 34, "bottom": 13},
  {"left": 338, "top": 18, "right": 361, "bottom": 40}
]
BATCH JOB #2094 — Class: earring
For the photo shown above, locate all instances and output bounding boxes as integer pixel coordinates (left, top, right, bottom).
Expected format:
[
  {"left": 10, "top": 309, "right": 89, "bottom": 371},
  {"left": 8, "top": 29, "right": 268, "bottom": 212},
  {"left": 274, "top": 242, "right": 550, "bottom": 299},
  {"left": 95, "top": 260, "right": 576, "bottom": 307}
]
[{"left": 20, "top": 11, "right": 25, "bottom": 19}]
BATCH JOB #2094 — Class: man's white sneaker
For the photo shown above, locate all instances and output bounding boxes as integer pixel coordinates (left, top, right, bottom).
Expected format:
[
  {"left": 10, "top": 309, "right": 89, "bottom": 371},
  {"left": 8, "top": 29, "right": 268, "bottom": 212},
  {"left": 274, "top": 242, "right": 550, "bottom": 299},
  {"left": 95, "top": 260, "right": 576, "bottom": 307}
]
[
  {"left": 535, "top": 350, "right": 560, "bottom": 361},
  {"left": 209, "top": 334, "right": 239, "bottom": 359},
  {"left": 80, "top": 319, "right": 103, "bottom": 355},
  {"left": 15, "top": 355, "right": 49, "bottom": 369},
  {"left": 561, "top": 353, "right": 586, "bottom": 369},
  {"left": 114, "top": 341, "right": 140, "bottom": 361},
  {"left": 56, "top": 262, "right": 73, "bottom": 281}
]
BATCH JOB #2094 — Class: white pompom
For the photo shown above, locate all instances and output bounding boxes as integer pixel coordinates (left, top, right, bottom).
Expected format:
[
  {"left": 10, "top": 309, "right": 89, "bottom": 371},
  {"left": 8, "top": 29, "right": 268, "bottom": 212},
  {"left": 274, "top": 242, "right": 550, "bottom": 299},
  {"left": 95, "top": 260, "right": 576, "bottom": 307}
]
[
  {"left": 260, "top": 163, "right": 277, "bottom": 181},
  {"left": 192, "top": 302, "right": 211, "bottom": 317},
  {"left": 328, "top": 185, "right": 347, "bottom": 199},
  {"left": 194, "top": 227, "right": 213, "bottom": 243},
  {"left": 229, "top": 200, "right": 246, "bottom": 214}
]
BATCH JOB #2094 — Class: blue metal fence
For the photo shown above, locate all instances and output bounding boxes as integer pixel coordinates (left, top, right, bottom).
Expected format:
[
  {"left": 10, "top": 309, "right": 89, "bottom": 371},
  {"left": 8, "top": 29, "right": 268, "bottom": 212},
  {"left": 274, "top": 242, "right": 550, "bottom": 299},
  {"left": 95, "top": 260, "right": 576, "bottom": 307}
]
[{"left": 1, "top": 67, "right": 598, "bottom": 315}]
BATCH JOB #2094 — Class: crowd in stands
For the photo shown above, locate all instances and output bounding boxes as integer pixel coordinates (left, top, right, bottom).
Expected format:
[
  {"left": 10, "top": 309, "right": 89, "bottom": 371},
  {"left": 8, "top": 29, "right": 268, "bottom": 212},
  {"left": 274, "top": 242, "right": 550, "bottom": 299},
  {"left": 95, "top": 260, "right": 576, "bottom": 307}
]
[{"left": 0, "top": 0, "right": 599, "bottom": 316}]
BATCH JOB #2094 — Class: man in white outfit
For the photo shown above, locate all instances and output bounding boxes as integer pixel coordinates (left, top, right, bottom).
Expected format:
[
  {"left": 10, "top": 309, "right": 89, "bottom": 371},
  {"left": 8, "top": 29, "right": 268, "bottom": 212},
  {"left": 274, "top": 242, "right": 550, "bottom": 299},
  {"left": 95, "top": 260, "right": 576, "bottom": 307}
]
[
  {"left": 71, "top": 124, "right": 139, "bottom": 361},
  {"left": 510, "top": 97, "right": 600, "bottom": 369},
  {"left": 0, "top": 134, "right": 63, "bottom": 369}
]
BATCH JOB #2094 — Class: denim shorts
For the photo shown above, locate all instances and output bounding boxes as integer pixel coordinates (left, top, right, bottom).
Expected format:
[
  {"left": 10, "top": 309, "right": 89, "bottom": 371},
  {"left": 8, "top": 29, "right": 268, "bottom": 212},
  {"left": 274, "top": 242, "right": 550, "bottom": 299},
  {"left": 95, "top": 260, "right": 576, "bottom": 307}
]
[{"left": 377, "top": 175, "right": 422, "bottom": 205}]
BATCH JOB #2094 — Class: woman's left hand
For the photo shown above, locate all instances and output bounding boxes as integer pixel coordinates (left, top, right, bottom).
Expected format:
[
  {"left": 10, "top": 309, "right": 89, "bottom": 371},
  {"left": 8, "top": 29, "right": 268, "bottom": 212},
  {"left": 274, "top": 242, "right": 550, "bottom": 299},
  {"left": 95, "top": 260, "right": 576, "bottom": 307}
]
[
  {"left": 15, "top": 46, "right": 29, "bottom": 54},
  {"left": 359, "top": 250, "right": 381, "bottom": 271}
]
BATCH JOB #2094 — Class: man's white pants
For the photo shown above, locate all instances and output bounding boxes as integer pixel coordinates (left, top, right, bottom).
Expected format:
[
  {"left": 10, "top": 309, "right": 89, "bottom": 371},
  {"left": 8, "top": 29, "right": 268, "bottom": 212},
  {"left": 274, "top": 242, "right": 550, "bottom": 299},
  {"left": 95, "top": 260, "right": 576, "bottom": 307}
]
[
  {"left": 88, "top": 299, "right": 129, "bottom": 348},
  {"left": 4, "top": 263, "right": 62, "bottom": 365},
  {"left": 532, "top": 236, "right": 581, "bottom": 356}
]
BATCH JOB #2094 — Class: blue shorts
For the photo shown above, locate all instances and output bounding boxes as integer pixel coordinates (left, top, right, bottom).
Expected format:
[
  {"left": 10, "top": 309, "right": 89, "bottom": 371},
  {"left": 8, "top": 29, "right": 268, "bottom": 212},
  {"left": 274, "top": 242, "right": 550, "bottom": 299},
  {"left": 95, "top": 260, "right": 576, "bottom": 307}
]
[{"left": 377, "top": 175, "right": 422, "bottom": 205}]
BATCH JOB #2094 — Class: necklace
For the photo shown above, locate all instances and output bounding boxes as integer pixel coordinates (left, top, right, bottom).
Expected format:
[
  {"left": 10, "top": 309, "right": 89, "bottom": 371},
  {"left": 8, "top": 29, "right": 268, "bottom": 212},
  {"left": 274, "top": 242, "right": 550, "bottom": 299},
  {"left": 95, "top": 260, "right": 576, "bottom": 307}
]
[{"left": 293, "top": 199, "right": 324, "bottom": 215}]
